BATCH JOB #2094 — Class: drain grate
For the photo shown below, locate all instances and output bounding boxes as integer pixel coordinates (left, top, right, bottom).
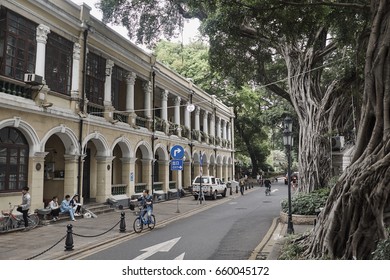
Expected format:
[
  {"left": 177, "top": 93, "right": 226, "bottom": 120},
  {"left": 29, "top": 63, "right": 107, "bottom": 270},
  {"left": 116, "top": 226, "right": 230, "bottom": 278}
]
[
  {"left": 263, "top": 201, "right": 272, "bottom": 203},
  {"left": 235, "top": 207, "right": 247, "bottom": 210}
]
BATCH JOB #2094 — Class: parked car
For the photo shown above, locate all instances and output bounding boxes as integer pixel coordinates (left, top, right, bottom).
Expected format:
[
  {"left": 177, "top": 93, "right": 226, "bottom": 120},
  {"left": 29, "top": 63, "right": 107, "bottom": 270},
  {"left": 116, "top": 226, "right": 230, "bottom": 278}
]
[
  {"left": 284, "top": 172, "right": 299, "bottom": 185},
  {"left": 191, "top": 176, "right": 227, "bottom": 200}
]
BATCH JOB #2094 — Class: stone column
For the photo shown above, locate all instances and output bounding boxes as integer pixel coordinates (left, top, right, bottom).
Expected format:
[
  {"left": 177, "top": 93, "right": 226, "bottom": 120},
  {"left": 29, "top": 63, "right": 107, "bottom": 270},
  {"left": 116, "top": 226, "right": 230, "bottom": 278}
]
[
  {"left": 227, "top": 122, "right": 231, "bottom": 142},
  {"left": 210, "top": 112, "right": 215, "bottom": 137},
  {"left": 195, "top": 106, "right": 200, "bottom": 141},
  {"left": 141, "top": 159, "right": 152, "bottom": 190},
  {"left": 161, "top": 90, "right": 168, "bottom": 121},
  {"left": 95, "top": 156, "right": 114, "bottom": 203},
  {"left": 203, "top": 111, "right": 208, "bottom": 137},
  {"left": 143, "top": 82, "right": 152, "bottom": 119},
  {"left": 174, "top": 96, "right": 181, "bottom": 136},
  {"left": 222, "top": 120, "right": 227, "bottom": 140},
  {"left": 126, "top": 72, "right": 137, "bottom": 125},
  {"left": 35, "top": 24, "right": 50, "bottom": 80},
  {"left": 104, "top": 59, "right": 115, "bottom": 106},
  {"left": 183, "top": 161, "right": 191, "bottom": 189},
  {"left": 184, "top": 101, "right": 190, "bottom": 128},
  {"left": 120, "top": 157, "right": 135, "bottom": 196},
  {"left": 71, "top": 43, "right": 81, "bottom": 100},
  {"left": 158, "top": 160, "right": 170, "bottom": 193},
  {"left": 31, "top": 152, "right": 47, "bottom": 209},
  {"left": 216, "top": 117, "right": 221, "bottom": 139},
  {"left": 64, "top": 154, "right": 79, "bottom": 201}
]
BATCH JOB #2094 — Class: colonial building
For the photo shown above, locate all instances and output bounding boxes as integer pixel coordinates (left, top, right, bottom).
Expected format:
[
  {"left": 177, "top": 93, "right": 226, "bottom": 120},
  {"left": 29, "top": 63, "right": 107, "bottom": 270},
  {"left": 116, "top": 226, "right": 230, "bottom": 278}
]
[{"left": 0, "top": 0, "right": 235, "bottom": 210}]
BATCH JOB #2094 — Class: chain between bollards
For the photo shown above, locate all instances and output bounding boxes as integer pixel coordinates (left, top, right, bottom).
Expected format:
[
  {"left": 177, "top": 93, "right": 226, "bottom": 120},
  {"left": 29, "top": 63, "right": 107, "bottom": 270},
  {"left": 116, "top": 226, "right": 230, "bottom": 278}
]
[{"left": 120, "top": 211, "right": 126, "bottom": 232}]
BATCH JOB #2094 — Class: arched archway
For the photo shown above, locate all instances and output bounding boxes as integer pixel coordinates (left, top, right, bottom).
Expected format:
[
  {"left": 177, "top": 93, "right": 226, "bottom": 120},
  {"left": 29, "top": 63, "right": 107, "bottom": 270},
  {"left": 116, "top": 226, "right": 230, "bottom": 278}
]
[
  {"left": 41, "top": 125, "right": 80, "bottom": 203},
  {"left": 82, "top": 132, "right": 110, "bottom": 203},
  {"left": 111, "top": 136, "right": 134, "bottom": 197},
  {"left": 134, "top": 141, "right": 153, "bottom": 193}
]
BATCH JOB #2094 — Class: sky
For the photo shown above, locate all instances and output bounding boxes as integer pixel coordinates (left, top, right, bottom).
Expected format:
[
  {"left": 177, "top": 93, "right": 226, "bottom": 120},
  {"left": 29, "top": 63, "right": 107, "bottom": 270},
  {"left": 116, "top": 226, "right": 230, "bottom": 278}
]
[{"left": 71, "top": 0, "right": 201, "bottom": 52}]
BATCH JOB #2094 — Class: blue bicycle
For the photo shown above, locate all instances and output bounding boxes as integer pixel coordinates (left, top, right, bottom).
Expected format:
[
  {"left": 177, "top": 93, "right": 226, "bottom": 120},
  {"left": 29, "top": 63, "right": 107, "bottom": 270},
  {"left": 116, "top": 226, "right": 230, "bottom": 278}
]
[{"left": 132, "top": 204, "right": 156, "bottom": 233}]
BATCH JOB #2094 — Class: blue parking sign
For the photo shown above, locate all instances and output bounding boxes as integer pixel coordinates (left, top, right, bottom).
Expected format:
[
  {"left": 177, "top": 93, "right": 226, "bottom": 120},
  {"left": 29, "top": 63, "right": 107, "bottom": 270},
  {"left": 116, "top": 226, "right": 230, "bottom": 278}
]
[{"left": 171, "top": 159, "right": 183, "bottom": 171}]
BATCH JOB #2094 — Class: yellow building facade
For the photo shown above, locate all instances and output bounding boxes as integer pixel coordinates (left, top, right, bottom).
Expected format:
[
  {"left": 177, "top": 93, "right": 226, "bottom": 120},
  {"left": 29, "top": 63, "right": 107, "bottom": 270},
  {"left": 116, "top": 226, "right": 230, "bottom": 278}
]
[{"left": 0, "top": 0, "right": 235, "bottom": 210}]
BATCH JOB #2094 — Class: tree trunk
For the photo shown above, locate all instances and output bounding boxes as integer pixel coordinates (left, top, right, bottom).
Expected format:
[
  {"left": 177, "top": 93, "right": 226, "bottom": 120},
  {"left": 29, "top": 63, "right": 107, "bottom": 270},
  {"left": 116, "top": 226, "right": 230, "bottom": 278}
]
[
  {"left": 303, "top": 0, "right": 390, "bottom": 259},
  {"left": 280, "top": 44, "right": 341, "bottom": 192}
]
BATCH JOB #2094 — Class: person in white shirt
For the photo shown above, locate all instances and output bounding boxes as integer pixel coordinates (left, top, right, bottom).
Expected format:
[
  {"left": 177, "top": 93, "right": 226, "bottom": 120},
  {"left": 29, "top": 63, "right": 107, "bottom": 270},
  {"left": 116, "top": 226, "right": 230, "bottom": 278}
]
[
  {"left": 48, "top": 196, "right": 60, "bottom": 221},
  {"left": 70, "top": 194, "right": 82, "bottom": 216}
]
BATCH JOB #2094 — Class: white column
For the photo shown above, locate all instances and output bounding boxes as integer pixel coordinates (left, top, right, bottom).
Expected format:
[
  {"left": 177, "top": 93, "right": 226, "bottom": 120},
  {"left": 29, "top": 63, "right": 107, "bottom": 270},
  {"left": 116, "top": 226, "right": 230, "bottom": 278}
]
[
  {"left": 174, "top": 96, "right": 181, "bottom": 125},
  {"left": 184, "top": 101, "right": 190, "bottom": 128},
  {"left": 104, "top": 59, "right": 114, "bottom": 106},
  {"left": 71, "top": 43, "right": 81, "bottom": 99},
  {"left": 195, "top": 106, "right": 200, "bottom": 131},
  {"left": 35, "top": 24, "right": 50, "bottom": 80},
  {"left": 161, "top": 90, "right": 168, "bottom": 121},
  {"left": 223, "top": 120, "right": 227, "bottom": 140},
  {"left": 143, "top": 81, "right": 152, "bottom": 119},
  {"left": 227, "top": 122, "right": 231, "bottom": 141},
  {"left": 125, "top": 72, "right": 136, "bottom": 113},
  {"left": 216, "top": 117, "right": 221, "bottom": 138},
  {"left": 203, "top": 111, "right": 209, "bottom": 135},
  {"left": 210, "top": 112, "right": 215, "bottom": 137}
]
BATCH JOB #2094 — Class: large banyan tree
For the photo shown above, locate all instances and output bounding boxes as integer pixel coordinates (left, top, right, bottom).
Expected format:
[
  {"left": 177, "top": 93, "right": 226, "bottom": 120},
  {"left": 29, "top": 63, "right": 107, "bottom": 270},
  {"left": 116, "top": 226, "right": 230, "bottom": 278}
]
[
  {"left": 304, "top": 0, "right": 390, "bottom": 259},
  {"left": 97, "top": 0, "right": 390, "bottom": 258}
]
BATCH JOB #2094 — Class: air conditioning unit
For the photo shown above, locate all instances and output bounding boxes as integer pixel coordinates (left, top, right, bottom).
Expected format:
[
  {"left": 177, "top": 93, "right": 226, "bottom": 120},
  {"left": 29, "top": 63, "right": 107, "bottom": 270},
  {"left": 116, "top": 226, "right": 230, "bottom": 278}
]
[
  {"left": 332, "top": 136, "right": 345, "bottom": 151},
  {"left": 24, "top": 74, "right": 43, "bottom": 86}
]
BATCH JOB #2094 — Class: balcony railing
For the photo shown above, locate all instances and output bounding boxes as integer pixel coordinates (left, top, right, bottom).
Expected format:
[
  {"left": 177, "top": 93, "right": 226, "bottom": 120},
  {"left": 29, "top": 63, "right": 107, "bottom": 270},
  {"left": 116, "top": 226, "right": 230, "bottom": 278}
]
[
  {"left": 0, "top": 78, "right": 32, "bottom": 99},
  {"left": 113, "top": 112, "right": 128, "bottom": 123},
  {"left": 153, "top": 182, "right": 163, "bottom": 192},
  {"left": 136, "top": 116, "right": 147, "bottom": 128},
  {"left": 87, "top": 104, "right": 104, "bottom": 117},
  {"left": 135, "top": 183, "right": 147, "bottom": 193},
  {"left": 154, "top": 117, "right": 166, "bottom": 132},
  {"left": 169, "top": 181, "right": 177, "bottom": 189},
  {"left": 111, "top": 184, "right": 127, "bottom": 195}
]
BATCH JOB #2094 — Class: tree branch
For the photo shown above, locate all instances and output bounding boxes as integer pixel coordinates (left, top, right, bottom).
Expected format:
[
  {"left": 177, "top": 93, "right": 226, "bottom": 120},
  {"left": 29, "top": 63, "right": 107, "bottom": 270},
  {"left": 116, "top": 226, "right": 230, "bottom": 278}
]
[{"left": 278, "top": 0, "right": 369, "bottom": 10}]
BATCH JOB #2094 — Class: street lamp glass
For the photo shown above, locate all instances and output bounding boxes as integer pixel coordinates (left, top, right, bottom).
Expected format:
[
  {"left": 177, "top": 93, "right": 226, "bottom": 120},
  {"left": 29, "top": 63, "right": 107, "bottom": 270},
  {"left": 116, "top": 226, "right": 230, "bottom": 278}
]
[
  {"left": 283, "top": 129, "right": 292, "bottom": 146},
  {"left": 284, "top": 117, "right": 293, "bottom": 132}
]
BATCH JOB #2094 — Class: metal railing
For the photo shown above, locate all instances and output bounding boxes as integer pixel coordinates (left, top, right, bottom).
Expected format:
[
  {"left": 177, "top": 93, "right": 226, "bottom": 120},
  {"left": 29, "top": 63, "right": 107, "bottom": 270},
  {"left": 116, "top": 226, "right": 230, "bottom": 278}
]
[{"left": 111, "top": 184, "right": 127, "bottom": 195}]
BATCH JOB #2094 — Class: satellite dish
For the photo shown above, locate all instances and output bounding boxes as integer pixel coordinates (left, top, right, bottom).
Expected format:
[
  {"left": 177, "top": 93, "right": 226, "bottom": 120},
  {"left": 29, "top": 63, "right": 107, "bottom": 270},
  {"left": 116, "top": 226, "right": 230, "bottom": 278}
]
[{"left": 186, "top": 104, "right": 195, "bottom": 112}]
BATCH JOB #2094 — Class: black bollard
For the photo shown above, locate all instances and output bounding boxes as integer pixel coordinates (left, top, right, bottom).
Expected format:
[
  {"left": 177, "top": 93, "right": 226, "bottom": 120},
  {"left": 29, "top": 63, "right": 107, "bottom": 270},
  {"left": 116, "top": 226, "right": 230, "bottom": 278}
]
[
  {"left": 229, "top": 187, "right": 232, "bottom": 195},
  {"left": 120, "top": 211, "right": 126, "bottom": 233},
  {"left": 236, "top": 186, "right": 238, "bottom": 193},
  {"left": 64, "top": 224, "right": 74, "bottom": 251},
  {"left": 245, "top": 184, "right": 248, "bottom": 190}
]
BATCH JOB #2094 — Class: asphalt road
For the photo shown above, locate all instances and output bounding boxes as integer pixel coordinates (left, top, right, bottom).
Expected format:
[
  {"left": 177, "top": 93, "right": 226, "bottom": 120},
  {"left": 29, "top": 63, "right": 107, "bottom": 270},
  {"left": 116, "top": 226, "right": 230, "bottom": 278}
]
[{"left": 84, "top": 180, "right": 287, "bottom": 260}]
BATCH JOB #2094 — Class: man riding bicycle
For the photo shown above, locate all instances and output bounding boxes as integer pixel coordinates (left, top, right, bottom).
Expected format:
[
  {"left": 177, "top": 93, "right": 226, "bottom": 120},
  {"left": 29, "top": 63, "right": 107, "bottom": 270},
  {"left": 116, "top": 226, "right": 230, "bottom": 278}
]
[
  {"left": 264, "top": 179, "right": 271, "bottom": 193},
  {"left": 131, "top": 189, "right": 153, "bottom": 222}
]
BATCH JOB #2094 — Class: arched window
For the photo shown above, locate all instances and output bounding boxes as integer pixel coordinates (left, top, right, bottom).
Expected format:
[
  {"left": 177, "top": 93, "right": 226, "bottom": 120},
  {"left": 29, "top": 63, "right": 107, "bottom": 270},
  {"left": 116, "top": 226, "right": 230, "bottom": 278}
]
[{"left": 0, "top": 127, "right": 29, "bottom": 192}]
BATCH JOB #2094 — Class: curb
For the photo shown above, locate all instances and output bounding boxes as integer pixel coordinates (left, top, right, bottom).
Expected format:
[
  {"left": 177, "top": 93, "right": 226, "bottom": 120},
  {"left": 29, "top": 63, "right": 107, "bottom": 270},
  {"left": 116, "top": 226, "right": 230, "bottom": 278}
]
[{"left": 248, "top": 216, "right": 279, "bottom": 260}]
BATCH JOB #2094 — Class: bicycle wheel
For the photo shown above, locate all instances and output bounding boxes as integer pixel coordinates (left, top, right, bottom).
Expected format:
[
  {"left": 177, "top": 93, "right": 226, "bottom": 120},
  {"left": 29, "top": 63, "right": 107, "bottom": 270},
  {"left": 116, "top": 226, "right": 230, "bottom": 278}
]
[
  {"left": 148, "top": 214, "right": 156, "bottom": 230},
  {"left": 133, "top": 217, "right": 143, "bottom": 233},
  {"left": 28, "top": 214, "right": 39, "bottom": 229},
  {"left": 0, "top": 217, "right": 12, "bottom": 231}
]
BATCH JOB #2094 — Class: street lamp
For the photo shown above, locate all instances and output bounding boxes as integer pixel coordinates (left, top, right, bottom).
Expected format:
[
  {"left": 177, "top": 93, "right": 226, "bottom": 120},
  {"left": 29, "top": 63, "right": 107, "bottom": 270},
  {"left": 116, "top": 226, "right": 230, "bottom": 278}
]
[{"left": 283, "top": 116, "right": 294, "bottom": 235}]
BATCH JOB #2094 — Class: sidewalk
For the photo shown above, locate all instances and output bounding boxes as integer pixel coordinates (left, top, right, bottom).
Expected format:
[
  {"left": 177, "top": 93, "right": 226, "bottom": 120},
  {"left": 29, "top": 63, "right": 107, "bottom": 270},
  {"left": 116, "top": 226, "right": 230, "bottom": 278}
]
[
  {"left": 0, "top": 189, "right": 256, "bottom": 260},
  {"left": 251, "top": 219, "right": 313, "bottom": 260}
]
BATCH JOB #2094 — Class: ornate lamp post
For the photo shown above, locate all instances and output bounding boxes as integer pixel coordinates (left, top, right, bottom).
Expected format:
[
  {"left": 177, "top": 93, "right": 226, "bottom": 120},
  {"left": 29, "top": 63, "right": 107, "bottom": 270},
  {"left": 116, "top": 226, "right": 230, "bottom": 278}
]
[{"left": 283, "top": 116, "right": 294, "bottom": 234}]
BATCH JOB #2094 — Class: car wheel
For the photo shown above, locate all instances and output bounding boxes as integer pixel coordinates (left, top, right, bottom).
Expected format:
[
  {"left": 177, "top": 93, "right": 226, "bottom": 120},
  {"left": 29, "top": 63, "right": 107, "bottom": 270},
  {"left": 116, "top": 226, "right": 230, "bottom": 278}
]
[
  {"left": 222, "top": 188, "right": 227, "bottom": 197},
  {"left": 212, "top": 191, "right": 217, "bottom": 200}
]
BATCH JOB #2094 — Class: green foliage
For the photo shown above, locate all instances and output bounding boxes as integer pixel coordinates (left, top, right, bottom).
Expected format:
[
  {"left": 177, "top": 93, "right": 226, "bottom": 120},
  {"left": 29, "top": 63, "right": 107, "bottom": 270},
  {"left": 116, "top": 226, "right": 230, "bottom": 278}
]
[
  {"left": 278, "top": 235, "right": 305, "bottom": 260},
  {"left": 372, "top": 228, "right": 390, "bottom": 260},
  {"left": 281, "top": 188, "right": 330, "bottom": 216}
]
